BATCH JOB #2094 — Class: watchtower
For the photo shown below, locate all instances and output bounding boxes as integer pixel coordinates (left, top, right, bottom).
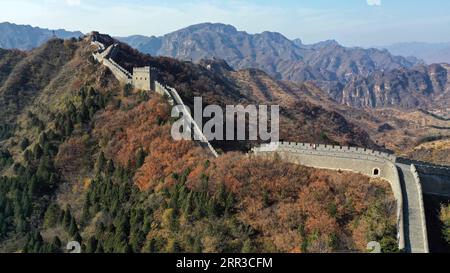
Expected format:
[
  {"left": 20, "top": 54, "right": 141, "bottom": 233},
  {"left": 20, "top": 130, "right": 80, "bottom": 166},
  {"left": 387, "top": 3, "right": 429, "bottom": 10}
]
[{"left": 132, "top": 67, "right": 155, "bottom": 91}]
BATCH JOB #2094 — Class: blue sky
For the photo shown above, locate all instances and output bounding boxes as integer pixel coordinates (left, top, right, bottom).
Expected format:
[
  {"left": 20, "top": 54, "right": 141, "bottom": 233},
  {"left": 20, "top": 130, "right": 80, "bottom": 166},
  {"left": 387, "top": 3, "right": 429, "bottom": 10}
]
[{"left": 1, "top": 0, "right": 450, "bottom": 46}]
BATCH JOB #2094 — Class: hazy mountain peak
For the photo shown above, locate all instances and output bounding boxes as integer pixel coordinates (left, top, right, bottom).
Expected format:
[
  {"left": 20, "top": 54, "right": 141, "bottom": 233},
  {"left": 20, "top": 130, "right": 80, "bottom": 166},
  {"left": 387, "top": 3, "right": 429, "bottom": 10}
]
[
  {"left": 292, "top": 38, "right": 304, "bottom": 47},
  {"left": 175, "top": 22, "right": 239, "bottom": 34},
  {"left": 310, "top": 39, "right": 342, "bottom": 49},
  {"left": 0, "top": 22, "right": 83, "bottom": 51}
]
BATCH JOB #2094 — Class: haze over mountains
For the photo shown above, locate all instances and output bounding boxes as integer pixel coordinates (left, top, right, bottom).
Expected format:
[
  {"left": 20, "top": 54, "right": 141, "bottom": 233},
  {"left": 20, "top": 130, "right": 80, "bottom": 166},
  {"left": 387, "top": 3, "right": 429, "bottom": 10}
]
[
  {"left": 381, "top": 42, "right": 450, "bottom": 65},
  {"left": 0, "top": 22, "right": 83, "bottom": 50}
]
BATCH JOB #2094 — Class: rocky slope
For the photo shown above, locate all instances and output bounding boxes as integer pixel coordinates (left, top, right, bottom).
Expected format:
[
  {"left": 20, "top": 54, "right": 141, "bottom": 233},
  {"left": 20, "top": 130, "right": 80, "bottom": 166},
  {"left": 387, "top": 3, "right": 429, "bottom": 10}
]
[{"left": 329, "top": 63, "right": 450, "bottom": 108}]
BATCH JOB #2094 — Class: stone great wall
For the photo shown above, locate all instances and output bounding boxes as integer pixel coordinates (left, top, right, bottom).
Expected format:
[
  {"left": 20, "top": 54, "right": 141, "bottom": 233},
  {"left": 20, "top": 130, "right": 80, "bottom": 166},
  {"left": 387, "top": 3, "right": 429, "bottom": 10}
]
[
  {"left": 89, "top": 33, "right": 450, "bottom": 253},
  {"left": 252, "top": 142, "right": 450, "bottom": 253},
  {"left": 154, "top": 82, "right": 219, "bottom": 158},
  {"left": 90, "top": 35, "right": 219, "bottom": 158}
]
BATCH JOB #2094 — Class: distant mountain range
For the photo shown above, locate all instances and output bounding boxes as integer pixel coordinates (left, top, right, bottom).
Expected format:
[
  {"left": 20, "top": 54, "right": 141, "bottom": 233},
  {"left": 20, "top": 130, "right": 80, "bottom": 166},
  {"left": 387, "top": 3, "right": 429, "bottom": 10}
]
[
  {"left": 336, "top": 63, "right": 450, "bottom": 108},
  {"left": 1, "top": 22, "right": 449, "bottom": 109},
  {"left": 116, "top": 23, "right": 421, "bottom": 83},
  {"left": 380, "top": 42, "right": 450, "bottom": 65},
  {"left": 117, "top": 23, "right": 450, "bottom": 109},
  {"left": 0, "top": 22, "right": 83, "bottom": 50}
]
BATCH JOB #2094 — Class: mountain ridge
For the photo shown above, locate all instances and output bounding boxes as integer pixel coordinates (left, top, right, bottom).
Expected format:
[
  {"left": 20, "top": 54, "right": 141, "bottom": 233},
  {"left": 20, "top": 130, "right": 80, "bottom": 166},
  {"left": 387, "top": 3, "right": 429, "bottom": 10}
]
[
  {"left": 1, "top": 22, "right": 448, "bottom": 110},
  {"left": 117, "top": 23, "right": 444, "bottom": 109},
  {"left": 0, "top": 22, "right": 83, "bottom": 50},
  {"left": 117, "top": 23, "right": 421, "bottom": 82}
]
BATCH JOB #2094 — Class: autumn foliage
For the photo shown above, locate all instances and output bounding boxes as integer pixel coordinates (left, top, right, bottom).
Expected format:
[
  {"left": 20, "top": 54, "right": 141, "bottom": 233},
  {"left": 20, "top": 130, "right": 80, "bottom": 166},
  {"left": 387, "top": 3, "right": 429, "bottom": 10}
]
[{"left": 91, "top": 94, "right": 397, "bottom": 252}]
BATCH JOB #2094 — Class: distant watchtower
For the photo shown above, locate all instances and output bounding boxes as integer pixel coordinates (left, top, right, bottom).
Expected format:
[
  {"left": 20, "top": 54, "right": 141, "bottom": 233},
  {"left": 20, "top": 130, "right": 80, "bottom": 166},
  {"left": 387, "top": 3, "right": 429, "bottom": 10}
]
[{"left": 132, "top": 67, "right": 155, "bottom": 91}]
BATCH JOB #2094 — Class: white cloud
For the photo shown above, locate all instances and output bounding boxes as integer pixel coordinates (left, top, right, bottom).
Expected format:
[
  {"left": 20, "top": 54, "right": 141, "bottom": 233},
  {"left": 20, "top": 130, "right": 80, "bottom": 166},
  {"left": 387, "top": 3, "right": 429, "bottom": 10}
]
[
  {"left": 66, "top": 0, "right": 80, "bottom": 6},
  {"left": 367, "top": 0, "right": 381, "bottom": 6}
]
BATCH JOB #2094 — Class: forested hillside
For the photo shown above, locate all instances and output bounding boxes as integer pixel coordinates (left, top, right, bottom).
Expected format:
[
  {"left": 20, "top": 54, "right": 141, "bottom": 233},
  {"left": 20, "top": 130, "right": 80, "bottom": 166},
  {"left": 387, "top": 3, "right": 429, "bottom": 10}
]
[{"left": 0, "top": 36, "right": 397, "bottom": 253}]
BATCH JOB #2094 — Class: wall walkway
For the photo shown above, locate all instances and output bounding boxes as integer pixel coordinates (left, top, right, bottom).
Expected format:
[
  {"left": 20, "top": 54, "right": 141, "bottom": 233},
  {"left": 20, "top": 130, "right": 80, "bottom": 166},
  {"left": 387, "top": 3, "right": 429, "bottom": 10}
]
[{"left": 155, "top": 81, "right": 219, "bottom": 158}]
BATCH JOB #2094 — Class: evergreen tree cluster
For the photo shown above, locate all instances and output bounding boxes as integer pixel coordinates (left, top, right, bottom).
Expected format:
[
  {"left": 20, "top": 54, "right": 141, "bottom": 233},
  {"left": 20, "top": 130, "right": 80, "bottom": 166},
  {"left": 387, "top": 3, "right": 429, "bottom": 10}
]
[
  {"left": 55, "top": 86, "right": 110, "bottom": 137},
  {"left": 0, "top": 123, "right": 14, "bottom": 141},
  {"left": 22, "top": 231, "right": 61, "bottom": 253},
  {"left": 81, "top": 160, "right": 145, "bottom": 253},
  {"left": 0, "top": 86, "right": 111, "bottom": 252},
  {"left": 0, "top": 125, "right": 62, "bottom": 245},
  {"left": 0, "top": 149, "right": 13, "bottom": 170},
  {"left": 2, "top": 85, "right": 273, "bottom": 254},
  {"left": 78, "top": 156, "right": 253, "bottom": 253}
]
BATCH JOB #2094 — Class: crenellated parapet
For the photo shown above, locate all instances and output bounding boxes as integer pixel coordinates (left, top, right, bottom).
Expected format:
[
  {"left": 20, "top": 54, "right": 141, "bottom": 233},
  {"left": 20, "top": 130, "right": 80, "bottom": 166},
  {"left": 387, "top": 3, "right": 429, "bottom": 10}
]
[
  {"left": 252, "top": 142, "right": 397, "bottom": 163},
  {"left": 133, "top": 67, "right": 151, "bottom": 73},
  {"left": 154, "top": 81, "right": 175, "bottom": 105},
  {"left": 92, "top": 41, "right": 151, "bottom": 90}
]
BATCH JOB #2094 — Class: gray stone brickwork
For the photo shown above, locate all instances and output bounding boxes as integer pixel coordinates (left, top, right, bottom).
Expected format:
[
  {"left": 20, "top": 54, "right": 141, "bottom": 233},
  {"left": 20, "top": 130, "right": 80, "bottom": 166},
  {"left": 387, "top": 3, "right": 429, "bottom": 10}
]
[{"left": 410, "top": 165, "right": 429, "bottom": 253}]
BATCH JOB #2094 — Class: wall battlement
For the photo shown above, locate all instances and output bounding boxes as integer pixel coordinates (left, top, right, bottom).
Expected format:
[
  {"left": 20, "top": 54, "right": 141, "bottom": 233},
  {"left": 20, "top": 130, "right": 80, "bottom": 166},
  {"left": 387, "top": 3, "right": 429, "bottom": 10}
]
[
  {"left": 92, "top": 41, "right": 153, "bottom": 91},
  {"left": 398, "top": 157, "right": 450, "bottom": 172},
  {"left": 101, "top": 58, "right": 132, "bottom": 84},
  {"left": 154, "top": 81, "right": 175, "bottom": 105},
  {"left": 109, "top": 58, "right": 132, "bottom": 78},
  {"left": 92, "top": 43, "right": 132, "bottom": 84},
  {"left": 253, "top": 142, "right": 397, "bottom": 162},
  {"left": 91, "top": 41, "right": 105, "bottom": 51}
]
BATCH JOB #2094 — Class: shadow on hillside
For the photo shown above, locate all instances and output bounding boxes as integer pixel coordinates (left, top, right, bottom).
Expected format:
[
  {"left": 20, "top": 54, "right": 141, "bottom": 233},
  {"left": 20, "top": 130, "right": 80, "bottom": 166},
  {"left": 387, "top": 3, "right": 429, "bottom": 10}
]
[{"left": 424, "top": 194, "right": 450, "bottom": 253}]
